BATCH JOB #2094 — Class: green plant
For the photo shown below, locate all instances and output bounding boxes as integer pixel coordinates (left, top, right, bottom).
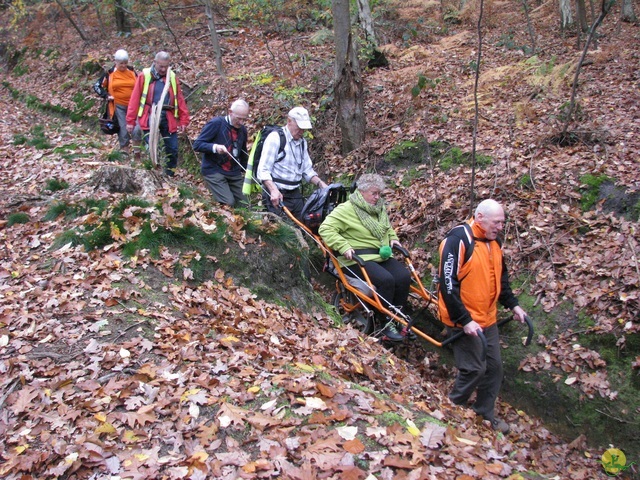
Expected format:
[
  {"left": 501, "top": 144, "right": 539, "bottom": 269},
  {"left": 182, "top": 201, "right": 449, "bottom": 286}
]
[
  {"left": 578, "top": 173, "right": 613, "bottom": 211},
  {"left": 12, "top": 133, "right": 28, "bottom": 145},
  {"left": 3, "top": 82, "right": 93, "bottom": 122},
  {"left": 13, "top": 61, "right": 28, "bottom": 76},
  {"left": 44, "top": 178, "right": 69, "bottom": 192},
  {"left": 43, "top": 199, "right": 109, "bottom": 221},
  {"left": 105, "top": 150, "right": 127, "bottom": 162},
  {"left": 377, "top": 411, "right": 404, "bottom": 427},
  {"left": 519, "top": 173, "right": 534, "bottom": 190},
  {"left": 70, "top": 92, "right": 96, "bottom": 121},
  {"left": 26, "top": 125, "right": 52, "bottom": 149},
  {"left": 273, "top": 85, "right": 311, "bottom": 107},
  {"left": 385, "top": 140, "right": 426, "bottom": 165},
  {"left": 179, "top": 136, "right": 200, "bottom": 177},
  {"left": 496, "top": 32, "right": 533, "bottom": 55},
  {"left": 7, "top": 212, "right": 30, "bottom": 227},
  {"left": 411, "top": 74, "right": 440, "bottom": 98},
  {"left": 400, "top": 167, "right": 423, "bottom": 187}
]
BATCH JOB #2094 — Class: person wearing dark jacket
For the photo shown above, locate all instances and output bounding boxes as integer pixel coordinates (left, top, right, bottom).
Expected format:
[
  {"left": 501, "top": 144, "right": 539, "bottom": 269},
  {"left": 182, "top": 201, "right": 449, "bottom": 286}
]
[
  {"left": 193, "top": 100, "right": 250, "bottom": 207},
  {"left": 93, "top": 49, "right": 142, "bottom": 156},
  {"left": 438, "top": 199, "right": 527, "bottom": 435}
]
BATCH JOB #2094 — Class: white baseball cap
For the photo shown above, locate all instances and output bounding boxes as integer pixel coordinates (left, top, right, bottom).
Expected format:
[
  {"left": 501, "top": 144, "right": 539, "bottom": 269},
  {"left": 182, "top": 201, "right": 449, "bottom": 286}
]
[{"left": 288, "top": 107, "right": 312, "bottom": 129}]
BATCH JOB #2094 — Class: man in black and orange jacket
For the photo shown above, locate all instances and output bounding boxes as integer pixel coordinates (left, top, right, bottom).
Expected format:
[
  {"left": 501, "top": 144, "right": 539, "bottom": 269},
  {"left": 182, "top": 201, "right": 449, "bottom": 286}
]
[{"left": 438, "top": 199, "right": 527, "bottom": 434}]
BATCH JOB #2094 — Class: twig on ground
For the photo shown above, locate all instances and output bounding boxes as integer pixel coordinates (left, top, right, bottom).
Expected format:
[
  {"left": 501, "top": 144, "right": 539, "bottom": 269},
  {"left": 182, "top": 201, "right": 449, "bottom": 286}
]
[
  {"left": 0, "top": 377, "right": 20, "bottom": 410},
  {"left": 628, "top": 237, "right": 640, "bottom": 286},
  {"left": 113, "top": 320, "right": 149, "bottom": 342}
]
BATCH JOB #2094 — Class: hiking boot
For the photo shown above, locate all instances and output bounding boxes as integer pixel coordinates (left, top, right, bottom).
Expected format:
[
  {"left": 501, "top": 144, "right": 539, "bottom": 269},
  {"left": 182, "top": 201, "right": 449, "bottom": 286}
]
[
  {"left": 381, "top": 321, "right": 403, "bottom": 342},
  {"left": 402, "top": 326, "right": 417, "bottom": 340},
  {"left": 490, "top": 418, "right": 511, "bottom": 434}
]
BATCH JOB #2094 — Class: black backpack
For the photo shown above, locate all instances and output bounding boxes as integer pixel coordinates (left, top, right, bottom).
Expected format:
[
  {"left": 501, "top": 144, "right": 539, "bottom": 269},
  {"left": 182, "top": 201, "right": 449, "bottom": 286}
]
[
  {"left": 300, "top": 183, "right": 348, "bottom": 233},
  {"left": 242, "top": 125, "right": 286, "bottom": 194}
]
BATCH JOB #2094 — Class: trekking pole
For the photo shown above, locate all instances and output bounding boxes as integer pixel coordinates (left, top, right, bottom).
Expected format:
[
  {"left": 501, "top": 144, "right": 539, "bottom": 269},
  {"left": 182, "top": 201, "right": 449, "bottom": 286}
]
[{"left": 213, "top": 150, "right": 422, "bottom": 339}]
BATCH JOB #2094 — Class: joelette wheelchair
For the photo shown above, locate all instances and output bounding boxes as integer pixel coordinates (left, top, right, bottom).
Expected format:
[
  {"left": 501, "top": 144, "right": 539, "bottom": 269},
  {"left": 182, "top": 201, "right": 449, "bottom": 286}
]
[{"left": 282, "top": 183, "right": 533, "bottom": 350}]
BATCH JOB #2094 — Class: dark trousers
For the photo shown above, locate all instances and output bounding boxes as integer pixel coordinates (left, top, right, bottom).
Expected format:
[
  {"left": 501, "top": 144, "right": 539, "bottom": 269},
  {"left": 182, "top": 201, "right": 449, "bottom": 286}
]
[
  {"left": 143, "top": 116, "right": 179, "bottom": 175},
  {"left": 347, "top": 258, "right": 411, "bottom": 310},
  {"left": 262, "top": 187, "right": 304, "bottom": 220},
  {"left": 448, "top": 323, "right": 503, "bottom": 421},
  {"left": 203, "top": 172, "right": 246, "bottom": 207}
]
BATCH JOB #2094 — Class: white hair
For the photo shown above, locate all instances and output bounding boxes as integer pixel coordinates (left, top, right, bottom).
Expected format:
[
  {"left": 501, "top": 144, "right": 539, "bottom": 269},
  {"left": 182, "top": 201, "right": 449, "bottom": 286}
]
[
  {"left": 475, "top": 199, "right": 503, "bottom": 218},
  {"left": 230, "top": 99, "right": 249, "bottom": 112},
  {"left": 155, "top": 51, "right": 171, "bottom": 62},
  {"left": 114, "top": 49, "right": 129, "bottom": 61}
]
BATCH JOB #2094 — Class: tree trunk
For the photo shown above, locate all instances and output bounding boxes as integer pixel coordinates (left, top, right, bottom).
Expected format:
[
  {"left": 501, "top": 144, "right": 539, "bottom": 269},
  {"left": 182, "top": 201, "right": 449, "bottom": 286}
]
[
  {"left": 357, "top": 0, "right": 376, "bottom": 43},
  {"left": 92, "top": 166, "right": 164, "bottom": 196},
  {"left": 560, "top": 0, "right": 574, "bottom": 29},
  {"left": 203, "top": 0, "right": 225, "bottom": 77},
  {"left": 469, "top": 0, "right": 485, "bottom": 213},
  {"left": 54, "top": 0, "right": 89, "bottom": 41},
  {"left": 115, "top": 0, "right": 131, "bottom": 35},
  {"left": 521, "top": 0, "right": 537, "bottom": 54},
  {"left": 357, "top": 0, "right": 388, "bottom": 68},
  {"left": 576, "top": 0, "right": 589, "bottom": 31},
  {"left": 561, "top": 0, "right": 614, "bottom": 138},
  {"left": 621, "top": 0, "right": 637, "bottom": 22},
  {"left": 333, "top": 0, "right": 366, "bottom": 154}
]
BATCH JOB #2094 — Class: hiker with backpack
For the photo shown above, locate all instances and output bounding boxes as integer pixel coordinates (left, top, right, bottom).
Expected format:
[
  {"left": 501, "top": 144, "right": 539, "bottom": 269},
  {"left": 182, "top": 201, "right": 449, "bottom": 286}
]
[
  {"left": 318, "top": 174, "right": 410, "bottom": 342},
  {"left": 438, "top": 199, "right": 527, "bottom": 435},
  {"left": 193, "top": 99, "right": 250, "bottom": 207},
  {"left": 125, "top": 51, "right": 190, "bottom": 176},
  {"left": 255, "top": 107, "right": 327, "bottom": 219},
  {"left": 93, "top": 49, "right": 142, "bottom": 157}
]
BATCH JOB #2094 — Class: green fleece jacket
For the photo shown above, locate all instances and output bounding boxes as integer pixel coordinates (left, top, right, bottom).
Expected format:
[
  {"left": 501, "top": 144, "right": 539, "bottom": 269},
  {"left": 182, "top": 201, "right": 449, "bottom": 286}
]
[{"left": 318, "top": 200, "right": 399, "bottom": 266}]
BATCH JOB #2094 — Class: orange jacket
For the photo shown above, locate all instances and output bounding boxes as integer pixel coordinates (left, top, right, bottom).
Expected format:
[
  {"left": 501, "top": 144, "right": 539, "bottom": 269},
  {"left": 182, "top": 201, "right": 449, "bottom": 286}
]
[
  {"left": 438, "top": 219, "right": 519, "bottom": 328},
  {"left": 94, "top": 66, "right": 137, "bottom": 117}
]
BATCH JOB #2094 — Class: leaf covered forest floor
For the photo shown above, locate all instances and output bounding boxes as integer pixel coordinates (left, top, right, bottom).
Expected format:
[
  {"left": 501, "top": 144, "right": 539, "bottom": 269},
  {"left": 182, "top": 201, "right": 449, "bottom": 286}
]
[{"left": 1, "top": 0, "right": 639, "bottom": 478}]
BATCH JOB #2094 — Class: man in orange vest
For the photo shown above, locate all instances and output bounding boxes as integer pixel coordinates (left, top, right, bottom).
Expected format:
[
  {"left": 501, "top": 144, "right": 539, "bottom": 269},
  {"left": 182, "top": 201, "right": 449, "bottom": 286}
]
[
  {"left": 126, "top": 51, "right": 190, "bottom": 176},
  {"left": 438, "top": 199, "right": 527, "bottom": 434}
]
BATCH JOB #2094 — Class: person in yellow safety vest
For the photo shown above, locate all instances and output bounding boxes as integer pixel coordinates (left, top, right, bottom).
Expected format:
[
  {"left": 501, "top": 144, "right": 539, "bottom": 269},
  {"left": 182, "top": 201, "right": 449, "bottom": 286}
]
[{"left": 126, "top": 51, "right": 190, "bottom": 176}]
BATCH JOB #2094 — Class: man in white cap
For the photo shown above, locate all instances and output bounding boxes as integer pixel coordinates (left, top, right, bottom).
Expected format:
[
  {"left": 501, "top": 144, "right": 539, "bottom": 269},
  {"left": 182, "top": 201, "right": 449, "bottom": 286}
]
[{"left": 257, "top": 106, "right": 327, "bottom": 219}]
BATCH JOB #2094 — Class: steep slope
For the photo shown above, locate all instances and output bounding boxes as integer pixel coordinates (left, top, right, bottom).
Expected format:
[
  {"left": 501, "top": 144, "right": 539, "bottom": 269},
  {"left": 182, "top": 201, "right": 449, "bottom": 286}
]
[{"left": 0, "top": 0, "right": 638, "bottom": 478}]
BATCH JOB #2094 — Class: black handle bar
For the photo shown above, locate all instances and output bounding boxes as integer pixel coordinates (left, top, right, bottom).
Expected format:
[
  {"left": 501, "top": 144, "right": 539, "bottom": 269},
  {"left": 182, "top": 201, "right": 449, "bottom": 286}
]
[
  {"left": 441, "top": 328, "right": 488, "bottom": 360},
  {"left": 497, "top": 314, "right": 534, "bottom": 346},
  {"left": 392, "top": 245, "right": 410, "bottom": 257}
]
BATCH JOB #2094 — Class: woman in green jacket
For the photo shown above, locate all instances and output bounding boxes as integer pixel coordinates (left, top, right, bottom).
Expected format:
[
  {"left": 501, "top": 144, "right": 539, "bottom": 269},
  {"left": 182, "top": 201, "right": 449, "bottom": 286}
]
[{"left": 318, "top": 173, "right": 410, "bottom": 341}]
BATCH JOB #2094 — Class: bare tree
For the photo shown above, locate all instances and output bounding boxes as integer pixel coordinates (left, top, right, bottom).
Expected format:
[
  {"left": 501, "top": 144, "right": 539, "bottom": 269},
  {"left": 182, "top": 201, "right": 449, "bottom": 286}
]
[
  {"left": 576, "top": 0, "right": 589, "bottom": 31},
  {"left": 469, "top": 0, "right": 486, "bottom": 212},
  {"left": 621, "top": 0, "right": 637, "bottom": 22},
  {"left": 560, "top": 0, "right": 615, "bottom": 139},
  {"left": 357, "top": 0, "right": 376, "bottom": 42},
  {"left": 521, "top": 0, "right": 537, "bottom": 54},
  {"left": 332, "top": 0, "right": 365, "bottom": 153},
  {"left": 54, "top": 0, "right": 89, "bottom": 41},
  {"left": 203, "top": 0, "right": 224, "bottom": 76},
  {"left": 560, "top": 0, "right": 574, "bottom": 30},
  {"left": 356, "top": 0, "right": 388, "bottom": 67},
  {"left": 115, "top": 0, "right": 131, "bottom": 35}
]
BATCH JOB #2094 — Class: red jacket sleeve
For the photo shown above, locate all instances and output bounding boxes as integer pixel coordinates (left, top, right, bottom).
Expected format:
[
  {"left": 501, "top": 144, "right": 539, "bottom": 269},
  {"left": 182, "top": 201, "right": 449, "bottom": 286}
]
[
  {"left": 126, "top": 74, "right": 145, "bottom": 127},
  {"left": 175, "top": 80, "right": 190, "bottom": 128}
]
